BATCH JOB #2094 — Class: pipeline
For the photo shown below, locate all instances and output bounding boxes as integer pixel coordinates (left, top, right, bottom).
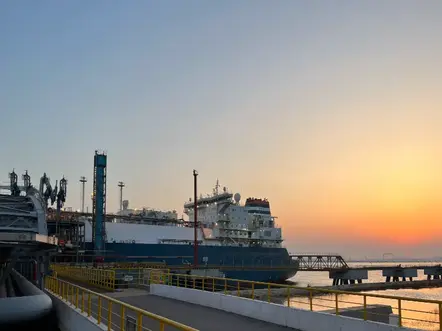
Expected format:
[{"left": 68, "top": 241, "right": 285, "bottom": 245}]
[{"left": 0, "top": 270, "right": 59, "bottom": 330}]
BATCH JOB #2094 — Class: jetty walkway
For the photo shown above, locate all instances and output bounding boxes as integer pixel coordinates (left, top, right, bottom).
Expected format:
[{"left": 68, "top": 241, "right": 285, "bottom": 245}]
[
  {"left": 46, "top": 278, "right": 301, "bottom": 331},
  {"left": 105, "top": 289, "right": 299, "bottom": 331},
  {"left": 47, "top": 265, "right": 442, "bottom": 331}
]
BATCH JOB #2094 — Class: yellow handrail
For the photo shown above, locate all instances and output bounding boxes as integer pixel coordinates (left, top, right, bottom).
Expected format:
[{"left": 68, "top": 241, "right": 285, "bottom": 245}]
[
  {"left": 150, "top": 271, "right": 442, "bottom": 330},
  {"left": 45, "top": 276, "right": 199, "bottom": 331},
  {"left": 50, "top": 265, "right": 116, "bottom": 290},
  {"left": 156, "top": 272, "right": 442, "bottom": 304},
  {"left": 50, "top": 264, "right": 171, "bottom": 290}
]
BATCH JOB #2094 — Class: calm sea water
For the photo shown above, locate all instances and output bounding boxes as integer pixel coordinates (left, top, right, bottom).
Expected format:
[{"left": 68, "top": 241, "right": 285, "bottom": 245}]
[
  {"left": 290, "top": 262, "right": 442, "bottom": 300},
  {"left": 287, "top": 262, "right": 442, "bottom": 330}
]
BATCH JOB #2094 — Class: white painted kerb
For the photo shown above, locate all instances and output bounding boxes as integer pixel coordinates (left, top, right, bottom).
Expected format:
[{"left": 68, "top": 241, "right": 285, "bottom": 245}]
[{"left": 150, "top": 284, "right": 419, "bottom": 331}]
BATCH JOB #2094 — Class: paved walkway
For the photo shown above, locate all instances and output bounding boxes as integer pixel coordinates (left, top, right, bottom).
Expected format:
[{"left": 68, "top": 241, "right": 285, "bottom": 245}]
[
  {"left": 117, "top": 292, "right": 299, "bottom": 331},
  {"left": 52, "top": 280, "right": 299, "bottom": 330}
]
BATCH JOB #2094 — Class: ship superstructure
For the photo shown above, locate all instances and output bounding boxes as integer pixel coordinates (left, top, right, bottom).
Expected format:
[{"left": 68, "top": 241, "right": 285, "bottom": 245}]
[{"left": 184, "top": 181, "right": 282, "bottom": 248}]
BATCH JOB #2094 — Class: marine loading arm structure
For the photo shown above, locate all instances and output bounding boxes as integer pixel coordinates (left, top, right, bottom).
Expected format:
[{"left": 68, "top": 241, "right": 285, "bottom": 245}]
[{"left": 0, "top": 170, "right": 64, "bottom": 292}]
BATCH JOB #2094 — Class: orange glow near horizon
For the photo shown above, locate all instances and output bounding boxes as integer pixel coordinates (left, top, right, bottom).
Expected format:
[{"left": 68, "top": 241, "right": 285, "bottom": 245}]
[{"left": 276, "top": 144, "right": 442, "bottom": 253}]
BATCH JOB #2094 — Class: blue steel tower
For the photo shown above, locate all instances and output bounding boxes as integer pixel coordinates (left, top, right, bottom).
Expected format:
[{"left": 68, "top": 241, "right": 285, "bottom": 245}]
[{"left": 92, "top": 151, "right": 107, "bottom": 256}]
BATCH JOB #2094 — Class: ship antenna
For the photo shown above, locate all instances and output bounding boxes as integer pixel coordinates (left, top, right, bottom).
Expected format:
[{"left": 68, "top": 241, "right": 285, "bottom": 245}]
[{"left": 215, "top": 179, "right": 219, "bottom": 195}]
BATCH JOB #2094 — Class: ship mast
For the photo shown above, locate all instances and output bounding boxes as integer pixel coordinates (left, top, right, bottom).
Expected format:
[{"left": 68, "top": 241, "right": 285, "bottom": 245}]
[
  {"left": 193, "top": 170, "right": 198, "bottom": 268},
  {"left": 215, "top": 179, "right": 219, "bottom": 195}
]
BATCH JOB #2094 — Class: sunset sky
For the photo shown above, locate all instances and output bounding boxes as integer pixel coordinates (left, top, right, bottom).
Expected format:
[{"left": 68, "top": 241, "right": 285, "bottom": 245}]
[{"left": 1, "top": 1, "right": 442, "bottom": 259}]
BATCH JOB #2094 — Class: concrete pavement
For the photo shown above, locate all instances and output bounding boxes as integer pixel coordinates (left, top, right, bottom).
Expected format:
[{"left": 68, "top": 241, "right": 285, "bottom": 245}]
[
  {"left": 61, "top": 289, "right": 299, "bottom": 331},
  {"left": 118, "top": 293, "right": 300, "bottom": 331},
  {"left": 51, "top": 279, "right": 300, "bottom": 330}
]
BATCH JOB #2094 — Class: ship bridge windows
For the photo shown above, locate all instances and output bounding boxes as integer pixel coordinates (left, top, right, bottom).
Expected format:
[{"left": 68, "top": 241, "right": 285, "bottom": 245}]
[
  {"left": 245, "top": 201, "right": 270, "bottom": 209},
  {"left": 247, "top": 210, "right": 270, "bottom": 215}
]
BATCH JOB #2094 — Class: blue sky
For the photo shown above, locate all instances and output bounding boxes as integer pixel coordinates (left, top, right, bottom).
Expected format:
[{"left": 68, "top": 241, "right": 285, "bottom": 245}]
[{"left": 2, "top": 1, "right": 442, "bottom": 257}]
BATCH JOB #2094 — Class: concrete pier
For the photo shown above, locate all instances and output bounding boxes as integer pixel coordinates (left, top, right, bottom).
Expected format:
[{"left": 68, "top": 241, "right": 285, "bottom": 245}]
[
  {"left": 382, "top": 268, "right": 417, "bottom": 282},
  {"left": 424, "top": 266, "right": 442, "bottom": 280},
  {"left": 329, "top": 269, "right": 368, "bottom": 285}
]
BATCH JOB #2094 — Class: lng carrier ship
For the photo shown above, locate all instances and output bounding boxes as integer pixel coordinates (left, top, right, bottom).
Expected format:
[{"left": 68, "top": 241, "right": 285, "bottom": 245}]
[{"left": 76, "top": 180, "right": 298, "bottom": 282}]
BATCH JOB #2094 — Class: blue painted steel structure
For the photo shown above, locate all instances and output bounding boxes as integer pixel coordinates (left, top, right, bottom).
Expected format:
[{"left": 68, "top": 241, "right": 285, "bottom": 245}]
[{"left": 92, "top": 151, "right": 107, "bottom": 254}]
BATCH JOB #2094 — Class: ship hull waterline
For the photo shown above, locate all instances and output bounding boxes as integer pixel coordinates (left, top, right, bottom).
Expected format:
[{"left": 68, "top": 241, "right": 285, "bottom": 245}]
[{"left": 76, "top": 242, "right": 299, "bottom": 283}]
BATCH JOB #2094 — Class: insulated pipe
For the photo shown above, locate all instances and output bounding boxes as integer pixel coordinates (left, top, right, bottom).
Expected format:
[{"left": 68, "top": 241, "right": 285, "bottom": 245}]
[{"left": 0, "top": 270, "right": 53, "bottom": 324}]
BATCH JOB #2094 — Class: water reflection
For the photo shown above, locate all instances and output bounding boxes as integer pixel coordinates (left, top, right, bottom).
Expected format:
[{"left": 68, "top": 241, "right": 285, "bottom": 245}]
[
  {"left": 282, "top": 294, "right": 439, "bottom": 330},
  {"left": 288, "top": 262, "right": 442, "bottom": 331}
]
